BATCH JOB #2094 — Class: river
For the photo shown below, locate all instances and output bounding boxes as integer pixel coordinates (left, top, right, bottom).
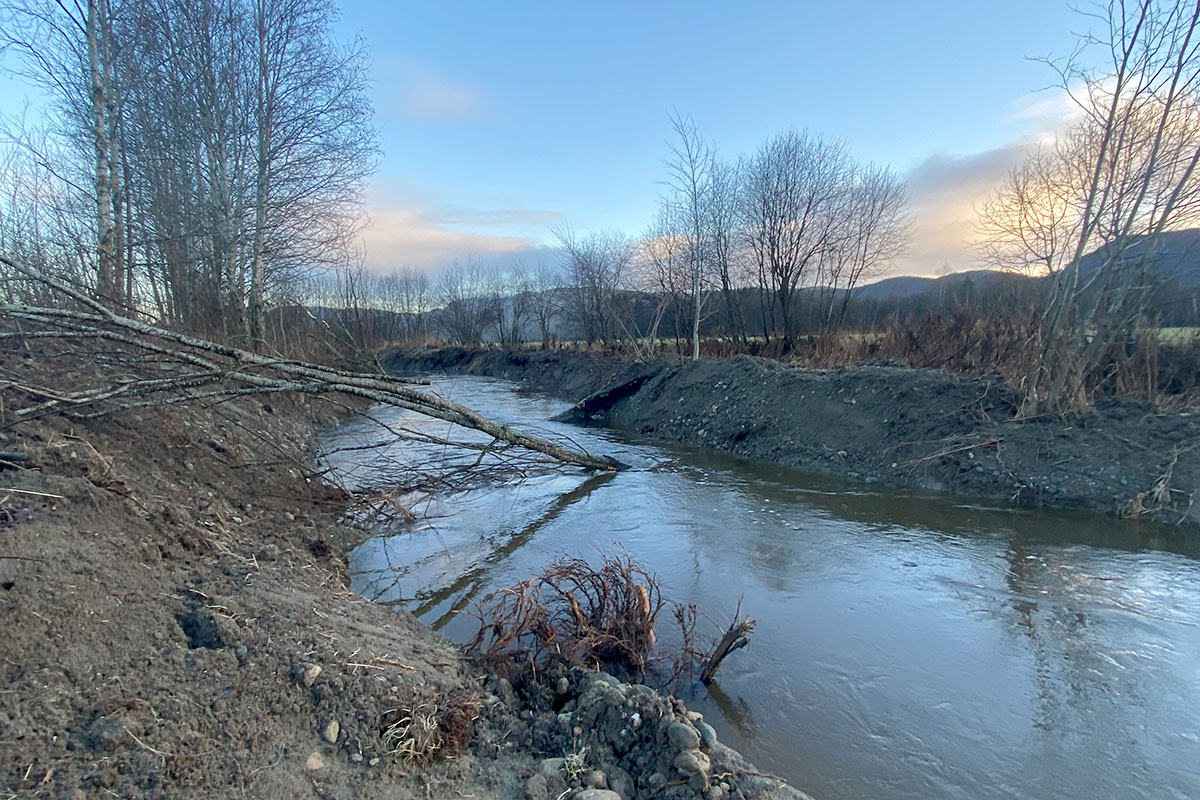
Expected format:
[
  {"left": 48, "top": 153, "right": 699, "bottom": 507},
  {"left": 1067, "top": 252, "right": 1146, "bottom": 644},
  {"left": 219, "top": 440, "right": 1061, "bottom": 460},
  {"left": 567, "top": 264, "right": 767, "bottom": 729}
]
[{"left": 323, "top": 375, "right": 1200, "bottom": 800}]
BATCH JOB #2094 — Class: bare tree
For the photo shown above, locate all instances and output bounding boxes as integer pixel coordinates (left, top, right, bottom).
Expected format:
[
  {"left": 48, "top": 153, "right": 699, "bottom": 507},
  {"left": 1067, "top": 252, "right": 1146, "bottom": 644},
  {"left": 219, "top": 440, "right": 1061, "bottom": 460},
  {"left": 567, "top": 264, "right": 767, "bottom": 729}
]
[
  {"left": 662, "top": 112, "right": 714, "bottom": 360},
  {"left": 555, "top": 227, "right": 633, "bottom": 346},
  {"left": 740, "top": 129, "right": 853, "bottom": 350},
  {"left": 435, "top": 260, "right": 494, "bottom": 346},
  {"left": 982, "top": 0, "right": 1200, "bottom": 414},
  {"left": 528, "top": 260, "right": 563, "bottom": 349},
  {"left": 820, "top": 162, "right": 912, "bottom": 327}
]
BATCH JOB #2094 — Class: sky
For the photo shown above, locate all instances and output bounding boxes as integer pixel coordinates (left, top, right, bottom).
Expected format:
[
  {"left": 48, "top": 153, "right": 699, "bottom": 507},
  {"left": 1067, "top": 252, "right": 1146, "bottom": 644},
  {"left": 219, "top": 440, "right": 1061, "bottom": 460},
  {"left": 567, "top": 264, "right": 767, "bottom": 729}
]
[
  {"left": 0, "top": 0, "right": 1090, "bottom": 280},
  {"left": 339, "top": 0, "right": 1089, "bottom": 279}
]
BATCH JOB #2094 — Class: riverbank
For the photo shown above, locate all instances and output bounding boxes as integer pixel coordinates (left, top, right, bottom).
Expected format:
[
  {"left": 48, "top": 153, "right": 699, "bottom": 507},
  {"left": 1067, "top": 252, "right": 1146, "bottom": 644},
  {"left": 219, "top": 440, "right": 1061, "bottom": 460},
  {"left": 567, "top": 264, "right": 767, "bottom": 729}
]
[
  {"left": 383, "top": 347, "right": 1200, "bottom": 529},
  {"left": 0, "top": 376, "right": 811, "bottom": 799}
]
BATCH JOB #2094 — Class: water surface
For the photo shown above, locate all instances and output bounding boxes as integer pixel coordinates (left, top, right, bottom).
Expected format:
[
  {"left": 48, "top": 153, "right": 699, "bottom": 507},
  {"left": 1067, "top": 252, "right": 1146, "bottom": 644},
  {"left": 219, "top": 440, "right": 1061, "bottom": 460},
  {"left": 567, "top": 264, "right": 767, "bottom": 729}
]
[{"left": 325, "top": 376, "right": 1200, "bottom": 800}]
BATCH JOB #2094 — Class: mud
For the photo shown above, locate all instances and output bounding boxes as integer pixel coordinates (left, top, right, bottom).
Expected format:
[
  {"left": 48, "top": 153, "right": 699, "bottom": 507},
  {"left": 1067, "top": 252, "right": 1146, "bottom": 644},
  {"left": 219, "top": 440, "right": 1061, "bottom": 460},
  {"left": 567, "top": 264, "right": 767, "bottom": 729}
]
[{"left": 382, "top": 348, "right": 1200, "bottom": 529}]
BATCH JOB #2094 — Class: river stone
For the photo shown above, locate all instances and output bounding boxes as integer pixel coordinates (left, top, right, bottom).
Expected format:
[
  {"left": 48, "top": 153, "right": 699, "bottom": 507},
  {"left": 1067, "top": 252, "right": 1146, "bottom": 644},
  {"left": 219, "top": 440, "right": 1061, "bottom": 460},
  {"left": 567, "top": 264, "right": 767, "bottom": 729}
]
[
  {"left": 539, "top": 757, "right": 565, "bottom": 778},
  {"left": 574, "top": 791, "right": 621, "bottom": 800},
  {"left": 698, "top": 722, "right": 718, "bottom": 749},
  {"left": 607, "top": 766, "right": 633, "bottom": 798},
  {"left": 667, "top": 721, "right": 701, "bottom": 752},
  {"left": 321, "top": 720, "right": 339, "bottom": 744},
  {"left": 585, "top": 770, "right": 607, "bottom": 789},
  {"left": 525, "top": 774, "right": 548, "bottom": 800},
  {"left": 674, "top": 749, "right": 711, "bottom": 775},
  {"left": 299, "top": 663, "right": 321, "bottom": 688}
]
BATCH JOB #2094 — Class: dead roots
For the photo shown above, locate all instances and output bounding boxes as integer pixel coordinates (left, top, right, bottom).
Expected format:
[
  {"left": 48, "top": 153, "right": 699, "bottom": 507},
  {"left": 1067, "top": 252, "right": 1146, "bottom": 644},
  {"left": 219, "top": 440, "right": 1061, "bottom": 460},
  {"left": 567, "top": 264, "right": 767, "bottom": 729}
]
[{"left": 464, "top": 555, "right": 663, "bottom": 676}]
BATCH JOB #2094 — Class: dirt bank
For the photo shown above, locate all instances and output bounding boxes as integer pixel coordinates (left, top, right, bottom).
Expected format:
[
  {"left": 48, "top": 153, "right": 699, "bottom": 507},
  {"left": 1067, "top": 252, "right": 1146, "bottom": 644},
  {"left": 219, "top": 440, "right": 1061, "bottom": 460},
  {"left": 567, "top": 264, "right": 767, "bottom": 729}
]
[
  {"left": 383, "top": 348, "right": 1200, "bottom": 529},
  {"left": 0, "top": 365, "right": 811, "bottom": 799}
]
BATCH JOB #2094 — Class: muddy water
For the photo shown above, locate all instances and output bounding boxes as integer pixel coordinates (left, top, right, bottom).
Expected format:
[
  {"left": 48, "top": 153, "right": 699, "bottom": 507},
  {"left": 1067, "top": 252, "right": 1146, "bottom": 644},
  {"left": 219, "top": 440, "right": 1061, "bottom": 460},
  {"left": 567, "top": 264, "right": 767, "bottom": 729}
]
[{"left": 327, "top": 376, "right": 1200, "bottom": 800}]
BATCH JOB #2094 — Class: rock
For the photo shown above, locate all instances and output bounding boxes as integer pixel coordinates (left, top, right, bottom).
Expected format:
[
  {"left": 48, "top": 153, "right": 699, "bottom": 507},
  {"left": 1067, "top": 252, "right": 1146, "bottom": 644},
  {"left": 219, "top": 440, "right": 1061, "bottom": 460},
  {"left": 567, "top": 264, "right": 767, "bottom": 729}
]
[
  {"left": 305, "top": 751, "right": 325, "bottom": 770},
  {"left": 585, "top": 770, "right": 607, "bottom": 789},
  {"left": 674, "top": 749, "right": 712, "bottom": 775},
  {"left": 540, "top": 757, "right": 565, "bottom": 778},
  {"left": 349, "top": 752, "right": 363, "bottom": 763},
  {"left": 647, "top": 772, "right": 667, "bottom": 789},
  {"left": 574, "top": 791, "right": 621, "bottom": 800},
  {"left": 689, "top": 769, "right": 710, "bottom": 792},
  {"left": 667, "top": 721, "right": 701, "bottom": 752},
  {"left": 698, "top": 722, "right": 718, "bottom": 749},
  {"left": 607, "top": 766, "right": 632, "bottom": 799},
  {"left": 300, "top": 663, "right": 322, "bottom": 687},
  {"left": 321, "top": 720, "right": 339, "bottom": 744},
  {"left": 557, "top": 676, "right": 570, "bottom": 694},
  {"left": 525, "top": 774, "right": 549, "bottom": 800}
]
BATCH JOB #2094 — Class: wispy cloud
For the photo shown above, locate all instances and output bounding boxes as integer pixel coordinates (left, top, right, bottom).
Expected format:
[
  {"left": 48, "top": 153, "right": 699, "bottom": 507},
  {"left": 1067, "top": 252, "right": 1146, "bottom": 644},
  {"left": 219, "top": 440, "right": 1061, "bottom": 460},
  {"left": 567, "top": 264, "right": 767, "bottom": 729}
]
[
  {"left": 397, "top": 69, "right": 487, "bottom": 122},
  {"left": 359, "top": 186, "right": 563, "bottom": 273}
]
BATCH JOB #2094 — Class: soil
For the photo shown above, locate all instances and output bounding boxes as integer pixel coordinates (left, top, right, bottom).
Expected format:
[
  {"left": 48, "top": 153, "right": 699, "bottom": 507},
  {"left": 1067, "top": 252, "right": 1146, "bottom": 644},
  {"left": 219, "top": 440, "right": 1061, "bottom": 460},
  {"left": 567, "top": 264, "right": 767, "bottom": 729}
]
[
  {"left": 0, "top": 357, "right": 810, "bottom": 799},
  {"left": 382, "top": 348, "right": 1200, "bottom": 530}
]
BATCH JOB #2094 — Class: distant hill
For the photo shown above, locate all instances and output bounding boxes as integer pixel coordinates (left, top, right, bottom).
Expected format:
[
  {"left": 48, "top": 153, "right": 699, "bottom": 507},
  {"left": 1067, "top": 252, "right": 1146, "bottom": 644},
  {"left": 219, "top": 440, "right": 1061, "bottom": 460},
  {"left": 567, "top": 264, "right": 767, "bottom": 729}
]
[{"left": 1077, "top": 228, "right": 1200, "bottom": 287}]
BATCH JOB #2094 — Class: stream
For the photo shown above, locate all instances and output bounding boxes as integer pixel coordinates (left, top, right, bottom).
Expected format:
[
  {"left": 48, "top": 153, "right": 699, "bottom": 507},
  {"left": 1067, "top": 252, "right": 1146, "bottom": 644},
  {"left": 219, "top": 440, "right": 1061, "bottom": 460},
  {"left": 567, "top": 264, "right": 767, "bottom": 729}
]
[{"left": 323, "top": 375, "right": 1200, "bottom": 800}]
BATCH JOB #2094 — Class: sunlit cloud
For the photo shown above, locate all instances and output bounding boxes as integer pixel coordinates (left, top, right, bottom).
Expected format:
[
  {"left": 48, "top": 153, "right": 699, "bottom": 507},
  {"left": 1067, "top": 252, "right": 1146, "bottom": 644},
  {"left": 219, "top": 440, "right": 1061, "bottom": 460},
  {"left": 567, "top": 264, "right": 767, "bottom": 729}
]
[
  {"left": 358, "top": 187, "right": 564, "bottom": 274},
  {"left": 886, "top": 90, "right": 1083, "bottom": 278}
]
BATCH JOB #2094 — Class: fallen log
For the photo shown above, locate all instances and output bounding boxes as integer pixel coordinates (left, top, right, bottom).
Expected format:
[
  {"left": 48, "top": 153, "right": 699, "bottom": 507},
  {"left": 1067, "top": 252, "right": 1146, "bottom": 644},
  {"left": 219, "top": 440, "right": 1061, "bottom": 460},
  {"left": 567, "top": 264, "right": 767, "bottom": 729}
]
[{"left": 0, "top": 255, "right": 625, "bottom": 473}]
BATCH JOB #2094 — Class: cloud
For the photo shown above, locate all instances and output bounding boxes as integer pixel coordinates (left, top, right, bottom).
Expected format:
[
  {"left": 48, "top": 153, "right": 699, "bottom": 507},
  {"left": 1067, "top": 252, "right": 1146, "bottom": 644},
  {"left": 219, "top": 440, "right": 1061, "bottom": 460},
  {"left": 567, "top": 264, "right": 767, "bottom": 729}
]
[
  {"left": 398, "top": 71, "right": 486, "bottom": 122},
  {"left": 889, "top": 143, "right": 1030, "bottom": 276},
  {"left": 358, "top": 188, "right": 564, "bottom": 274},
  {"left": 880, "top": 85, "right": 1092, "bottom": 278}
]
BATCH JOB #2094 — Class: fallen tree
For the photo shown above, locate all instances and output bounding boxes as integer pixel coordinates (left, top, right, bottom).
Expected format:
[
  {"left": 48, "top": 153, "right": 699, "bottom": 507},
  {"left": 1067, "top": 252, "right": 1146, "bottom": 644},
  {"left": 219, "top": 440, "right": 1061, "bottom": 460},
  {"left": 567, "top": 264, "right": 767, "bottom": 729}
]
[{"left": 0, "top": 255, "right": 625, "bottom": 472}]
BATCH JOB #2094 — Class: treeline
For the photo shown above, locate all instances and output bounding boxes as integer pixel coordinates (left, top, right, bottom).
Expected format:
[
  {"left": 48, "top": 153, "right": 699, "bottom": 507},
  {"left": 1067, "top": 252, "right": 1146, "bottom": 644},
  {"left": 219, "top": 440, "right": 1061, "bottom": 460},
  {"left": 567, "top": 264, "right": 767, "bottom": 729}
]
[{"left": 0, "top": 0, "right": 375, "bottom": 344}]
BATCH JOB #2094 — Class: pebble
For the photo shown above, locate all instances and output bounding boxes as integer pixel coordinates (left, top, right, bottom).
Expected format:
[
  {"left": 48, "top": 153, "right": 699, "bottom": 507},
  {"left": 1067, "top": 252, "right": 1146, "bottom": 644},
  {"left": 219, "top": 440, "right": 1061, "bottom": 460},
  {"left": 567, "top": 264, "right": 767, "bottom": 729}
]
[
  {"left": 673, "top": 749, "right": 711, "bottom": 775},
  {"left": 300, "top": 663, "right": 322, "bottom": 687},
  {"left": 321, "top": 720, "right": 339, "bottom": 744},
  {"left": 667, "top": 721, "right": 701, "bottom": 752},
  {"left": 305, "top": 751, "right": 325, "bottom": 770},
  {"left": 539, "top": 757, "right": 565, "bottom": 777},
  {"left": 698, "top": 722, "right": 718, "bottom": 749},
  {"left": 525, "top": 774, "right": 548, "bottom": 800},
  {"left": 585, "top": 769, "right": 607, "bottom": 789},
  {"left": 349, "top": 752, "right": 363, "bottom": 763},
  {"left": 607, "top": 766, "right": 633, "bottom": 799},
  {"left": 574, "top": 791, "right": 621, "bottom": 800}
]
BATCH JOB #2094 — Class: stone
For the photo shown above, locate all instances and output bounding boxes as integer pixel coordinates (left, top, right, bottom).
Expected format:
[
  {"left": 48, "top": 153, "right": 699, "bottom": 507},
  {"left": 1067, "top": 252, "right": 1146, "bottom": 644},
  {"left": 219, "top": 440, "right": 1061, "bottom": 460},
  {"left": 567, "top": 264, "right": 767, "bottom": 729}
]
[
  {"left": 321, "top": 720, "right": 339, "bottom": 744},
  {"left": 667, "top": 721, "right": 701, "bottom": 752},
  {"left": 349, "top": 752, "right": 363, "bottom": 763},
  {"left": 585, "top": 769, "right": 607, "bottom": 789},
  {"left": 574, "top": 791, "right": 621, "bottom": 800},
  {"left": 300, "top": 663, "right": 321, "bottom": 688},
  {"left": 539, "top": 757, "right": 565, "bottom": 778},
  {"left": 525, "top": 774, "right": 549, "bottom": 800},
  {"left": 698, "top": 722, "right": 718, "bottom": 750},
  {"left": 673, "top": 749, "right": 711, "bottom": 775},
  {"left": 557, "top": 676, "right": 570, "bottom": 694},
  {"left": 305, "top": 751, "right": 325, "bottom": 770},
  {"left": 607, "top": 766, "right": 633, "bottom": 799}
]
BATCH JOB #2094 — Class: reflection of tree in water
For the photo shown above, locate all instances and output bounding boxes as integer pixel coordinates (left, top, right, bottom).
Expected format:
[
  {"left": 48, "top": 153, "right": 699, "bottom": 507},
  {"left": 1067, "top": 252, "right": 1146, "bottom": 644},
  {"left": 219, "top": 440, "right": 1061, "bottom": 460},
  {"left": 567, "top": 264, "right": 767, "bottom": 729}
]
[
  {"left": 1000, "top": 536, "right": 1151, "bottom": 780},
  {"left": 358, "top": 471, "right": 616, "bottom": 631},
  {"left": 696, "top": 679, "right": 759, "bottom": 740}
]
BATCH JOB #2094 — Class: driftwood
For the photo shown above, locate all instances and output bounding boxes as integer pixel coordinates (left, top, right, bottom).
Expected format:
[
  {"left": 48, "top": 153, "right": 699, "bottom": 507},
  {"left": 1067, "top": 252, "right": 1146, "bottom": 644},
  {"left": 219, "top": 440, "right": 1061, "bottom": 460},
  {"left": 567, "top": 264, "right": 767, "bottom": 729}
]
[
  {"left": 0, "top": 256, "right": 625, "bottom": 472},
  {"left": 699, "top": 600, "right": 755, "bottom": 685}
]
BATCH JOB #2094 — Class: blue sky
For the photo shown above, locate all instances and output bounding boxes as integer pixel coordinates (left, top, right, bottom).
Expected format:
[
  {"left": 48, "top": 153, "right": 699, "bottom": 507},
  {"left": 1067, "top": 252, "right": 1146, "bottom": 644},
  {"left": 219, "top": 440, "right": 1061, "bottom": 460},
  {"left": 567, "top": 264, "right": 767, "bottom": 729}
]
[
  {"left": 341, "top": 0, "right": 1086, "bottom": 276},
  {"left": 0, "top": 1, "right": 1088, "bottom": 277}
]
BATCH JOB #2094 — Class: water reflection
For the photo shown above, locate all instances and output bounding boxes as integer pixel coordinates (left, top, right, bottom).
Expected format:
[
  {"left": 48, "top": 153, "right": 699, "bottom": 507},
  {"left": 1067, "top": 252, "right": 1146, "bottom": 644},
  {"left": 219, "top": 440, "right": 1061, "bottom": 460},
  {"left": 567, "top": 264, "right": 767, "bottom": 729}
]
[{"left": 324, "top": 376, "right": 1200, "bottom": 800}]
